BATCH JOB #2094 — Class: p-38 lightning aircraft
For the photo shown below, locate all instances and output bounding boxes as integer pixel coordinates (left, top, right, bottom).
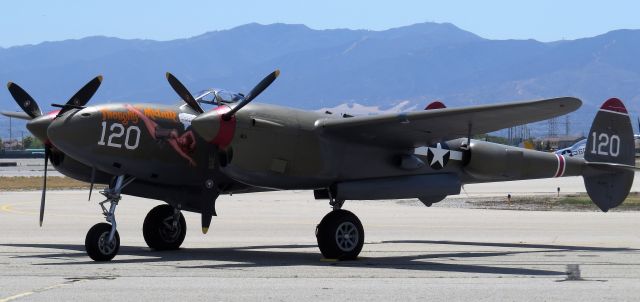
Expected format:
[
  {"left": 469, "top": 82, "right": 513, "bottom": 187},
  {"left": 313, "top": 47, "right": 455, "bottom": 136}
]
[{"left": 2, "top": 70, "right": 637, "bottom": 261}]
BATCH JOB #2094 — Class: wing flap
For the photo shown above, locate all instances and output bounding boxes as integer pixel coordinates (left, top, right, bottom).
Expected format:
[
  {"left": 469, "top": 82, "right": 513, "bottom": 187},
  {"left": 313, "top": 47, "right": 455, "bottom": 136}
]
[{"left": 315, "top": 97, "right": 581, "bottom": 147}]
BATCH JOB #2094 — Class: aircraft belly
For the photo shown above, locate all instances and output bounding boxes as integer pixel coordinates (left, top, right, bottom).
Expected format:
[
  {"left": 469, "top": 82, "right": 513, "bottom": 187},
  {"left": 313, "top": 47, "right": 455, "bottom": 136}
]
[{"left": 335, "top": 173, "right": 461, "bottom": 200}]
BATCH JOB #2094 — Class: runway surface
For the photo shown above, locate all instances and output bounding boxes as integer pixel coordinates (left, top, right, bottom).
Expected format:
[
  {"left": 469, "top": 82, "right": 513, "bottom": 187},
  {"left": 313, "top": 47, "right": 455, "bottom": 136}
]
[{"left": 1, "top": 188, "right": 639, "bottom": 301}]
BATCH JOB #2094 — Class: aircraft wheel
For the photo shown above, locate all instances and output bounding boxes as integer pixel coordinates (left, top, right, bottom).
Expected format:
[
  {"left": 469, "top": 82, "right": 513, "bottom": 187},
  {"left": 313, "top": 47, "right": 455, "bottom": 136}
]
[
  {"left": 85, "top": 223, "right": 120, "bottom": 262},
  {"left": 143, "top": 204, "right": 186, "bottom": 250},
  {"left": 316, "top": 209, "right": 364, "bottom": 260}
]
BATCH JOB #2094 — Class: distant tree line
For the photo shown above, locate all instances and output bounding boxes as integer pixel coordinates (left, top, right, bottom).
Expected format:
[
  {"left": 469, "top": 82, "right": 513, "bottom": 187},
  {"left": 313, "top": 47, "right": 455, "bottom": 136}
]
[{"left": 0, "top": 135, "right": 44, "bottom": 150}]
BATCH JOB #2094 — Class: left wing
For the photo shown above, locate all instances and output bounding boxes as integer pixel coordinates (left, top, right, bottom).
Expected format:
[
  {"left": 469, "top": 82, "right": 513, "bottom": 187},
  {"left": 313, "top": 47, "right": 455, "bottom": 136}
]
[
  {"left": 1, "top": 111, "right": 32, "bottom": 120},
  {"left": 315, "top": 97, "right": 581, "bottom": 147}
]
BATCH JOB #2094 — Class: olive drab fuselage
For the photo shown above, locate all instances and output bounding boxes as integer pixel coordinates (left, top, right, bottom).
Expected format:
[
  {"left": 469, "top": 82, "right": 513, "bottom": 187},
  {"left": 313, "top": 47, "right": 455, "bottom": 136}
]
[{"left": 49, "top": 101, "right": 587, "bottom": 198}]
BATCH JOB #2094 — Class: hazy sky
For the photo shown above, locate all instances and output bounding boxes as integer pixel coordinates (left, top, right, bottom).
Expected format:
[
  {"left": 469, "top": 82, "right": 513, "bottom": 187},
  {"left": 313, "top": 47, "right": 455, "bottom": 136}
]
[{"left": 1, "top": 1, "right": 639, "bottom": 47}]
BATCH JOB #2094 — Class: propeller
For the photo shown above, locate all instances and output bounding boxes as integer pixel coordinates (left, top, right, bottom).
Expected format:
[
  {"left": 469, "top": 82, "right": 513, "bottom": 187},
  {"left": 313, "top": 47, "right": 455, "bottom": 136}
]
[
  {"left": 5, "top": 76, "right": 103, "bottom": 226},
  {"left": 222, "top": 69, "right": 280, "bottom": 120},
  {"left": 164, "top": 70, "right": 280, "bottom": 233},
  {"left": 166, "top": 72, "right": 204, "bottom": 114},
  {"left": 53, "top": 75, "right": 103, "bottom": 117},
  {"left": 88, "top": 167, "right": 96, "bottom": 201},
  {"left": 190, "top": 70, "right": 281, "bottom": 145},
  {"left": 7, "top": 82, "right": 42, "bottom": 118},
  {"left": 39, "top": 146, "right": 50, "bottom": 227}
]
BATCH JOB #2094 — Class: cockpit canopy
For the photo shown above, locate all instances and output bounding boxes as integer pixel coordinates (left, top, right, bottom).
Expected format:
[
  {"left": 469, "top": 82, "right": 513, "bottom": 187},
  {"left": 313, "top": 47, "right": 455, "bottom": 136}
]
[{"left": 194, "top": 89, "right": 244, "bottom": 106}]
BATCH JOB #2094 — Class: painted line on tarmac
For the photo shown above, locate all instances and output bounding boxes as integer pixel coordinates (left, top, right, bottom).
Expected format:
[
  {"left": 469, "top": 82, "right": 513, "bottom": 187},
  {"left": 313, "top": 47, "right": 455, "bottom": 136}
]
[
  {"left": 0, "top": 281, "right": 74, "bottom": 302},
  {"left": 0, "top": 202, "right": 95, "bottom": 218},
  {"left": 0, "top": 202, "right": 32, "bottom": 215}
]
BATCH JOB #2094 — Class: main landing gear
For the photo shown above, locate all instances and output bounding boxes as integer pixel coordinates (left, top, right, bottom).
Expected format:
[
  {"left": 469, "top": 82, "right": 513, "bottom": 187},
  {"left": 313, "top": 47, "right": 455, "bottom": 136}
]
[
  {"left": 143, "top": 204, "right": 186, "bottom": 250},
  {"left": 316, "top": 198, "right": 364, "bottom": 260}
]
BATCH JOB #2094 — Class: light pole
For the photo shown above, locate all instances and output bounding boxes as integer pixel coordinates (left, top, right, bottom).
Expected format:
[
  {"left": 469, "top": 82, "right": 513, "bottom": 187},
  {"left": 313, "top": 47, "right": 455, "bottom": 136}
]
[{"left": 8, "top": 116, "right": 12, "bottom": 150}]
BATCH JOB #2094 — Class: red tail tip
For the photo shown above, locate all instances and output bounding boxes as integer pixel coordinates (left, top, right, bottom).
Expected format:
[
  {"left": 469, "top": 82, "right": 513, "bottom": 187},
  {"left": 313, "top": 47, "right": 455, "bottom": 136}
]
[
  {"left": 600, "top": 98, "right": 627, "bottom": 114},
  {"left": 425, "top": 101, "right": 446, "bottom": 110}
]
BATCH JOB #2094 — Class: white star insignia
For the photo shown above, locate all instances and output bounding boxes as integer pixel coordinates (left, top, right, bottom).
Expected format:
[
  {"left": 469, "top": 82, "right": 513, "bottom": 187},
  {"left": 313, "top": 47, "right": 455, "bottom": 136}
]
[{"left": 429, "top": 143, "right": 449, "bottom": 167}]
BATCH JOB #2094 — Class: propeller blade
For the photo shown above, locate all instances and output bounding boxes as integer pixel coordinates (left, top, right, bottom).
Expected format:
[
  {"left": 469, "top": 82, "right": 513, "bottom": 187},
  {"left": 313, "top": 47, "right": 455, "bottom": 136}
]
[
  {"left": 7, "top": 82, "right": 42, "bottom": 118},
  {"left": 166, "top": 72, "right": 204, "bottom": 114},
  {"left": 39, "top": 147, "right": 50, "bottom": 227},
  {"left": 88, "top": 167, "right": 96, "bottom": 201},
  {"left": 55, "top": 75, "right": 103, "bottom": 117},
  {"left": 223, "top": 69, "right": 280, "bottom": 120}
]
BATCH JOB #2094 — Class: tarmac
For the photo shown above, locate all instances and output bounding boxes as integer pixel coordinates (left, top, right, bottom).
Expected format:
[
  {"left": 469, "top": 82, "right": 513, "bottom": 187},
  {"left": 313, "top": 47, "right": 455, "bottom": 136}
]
[
  {"left": 1, "top": 179, "right": 639, "bottom": 301},
  {"left": 0, "top": 158, "right": 62, "bottom": 177}
]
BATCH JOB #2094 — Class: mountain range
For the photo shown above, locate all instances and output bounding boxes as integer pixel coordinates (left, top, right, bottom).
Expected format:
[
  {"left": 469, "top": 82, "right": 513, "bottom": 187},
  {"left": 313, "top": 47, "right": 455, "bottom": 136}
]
[{"left": 2, "top": 22, "right": 640, "bottom": 138}]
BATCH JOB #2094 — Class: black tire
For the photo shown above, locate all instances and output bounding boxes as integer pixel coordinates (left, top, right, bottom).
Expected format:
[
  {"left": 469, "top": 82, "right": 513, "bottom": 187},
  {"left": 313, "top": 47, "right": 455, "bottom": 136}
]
[
  {"left": 143, "top": 204, "right": 186, "bottom": 250},
  {"left": 316, "top": 209, "right": 364, "bottom": 260},
  {"left": 85, "top": 222, "right": 120, "bottom": 262}
]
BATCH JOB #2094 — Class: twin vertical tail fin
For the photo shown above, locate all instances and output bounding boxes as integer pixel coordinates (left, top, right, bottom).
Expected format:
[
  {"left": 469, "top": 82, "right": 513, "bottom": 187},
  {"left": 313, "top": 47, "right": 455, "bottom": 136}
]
[{"left": 583, "top": 98, "right": 636, "bottom": 212}]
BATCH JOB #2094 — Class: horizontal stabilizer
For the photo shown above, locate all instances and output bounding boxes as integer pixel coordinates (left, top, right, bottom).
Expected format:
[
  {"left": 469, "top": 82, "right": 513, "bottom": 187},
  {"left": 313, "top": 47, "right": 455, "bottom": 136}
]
[{"left": 584, "top": 162, "right": 639, "bottom": 174}]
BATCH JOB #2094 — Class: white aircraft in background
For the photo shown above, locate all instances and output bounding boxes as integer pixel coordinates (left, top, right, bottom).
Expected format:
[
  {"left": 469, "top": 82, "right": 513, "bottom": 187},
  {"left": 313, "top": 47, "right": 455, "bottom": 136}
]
[{"left": 556, "top": 139, "right": 587, "bottom": 158}]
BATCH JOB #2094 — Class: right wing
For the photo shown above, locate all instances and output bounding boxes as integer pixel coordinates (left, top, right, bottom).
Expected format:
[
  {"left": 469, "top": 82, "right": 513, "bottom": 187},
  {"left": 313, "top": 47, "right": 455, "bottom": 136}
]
[{"left": 315, "top": 97, "right": 581, "bottom": 147}]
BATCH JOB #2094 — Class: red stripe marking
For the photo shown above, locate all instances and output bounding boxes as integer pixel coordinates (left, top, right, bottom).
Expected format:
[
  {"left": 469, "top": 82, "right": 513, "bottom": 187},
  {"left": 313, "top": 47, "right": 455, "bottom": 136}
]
[
  {"left": 211, "top": 106, "right": 236, "bottom": 148},
  {"left": 554, "top": 154, "right": 566, "bottom": 177},
  {"left": 600, "top": 98, "right": 627, "bottom": 114},
  {"left": 425, "top": 101, "right": 446, "bottom": 110}
]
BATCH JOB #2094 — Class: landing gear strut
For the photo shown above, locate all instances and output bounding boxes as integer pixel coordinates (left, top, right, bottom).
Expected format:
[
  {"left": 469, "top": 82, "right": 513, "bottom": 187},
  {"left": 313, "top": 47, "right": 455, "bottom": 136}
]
[
  {"left": 85, "top": 175, "right": 135, "bottom": 261},
  {"left": 316, "top": 195, "right": 364, "bottom": 260}
]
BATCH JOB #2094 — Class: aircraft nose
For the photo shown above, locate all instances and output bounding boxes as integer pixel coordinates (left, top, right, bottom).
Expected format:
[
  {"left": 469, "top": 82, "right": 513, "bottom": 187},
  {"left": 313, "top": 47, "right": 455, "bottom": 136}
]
[{"left": 47, "top": 109, "right": 96, "bottom": 153}]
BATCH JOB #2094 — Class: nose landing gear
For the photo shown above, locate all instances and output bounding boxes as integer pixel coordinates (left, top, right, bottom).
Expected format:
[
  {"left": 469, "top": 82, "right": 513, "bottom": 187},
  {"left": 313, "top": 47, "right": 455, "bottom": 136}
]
[
  {"left": 84, "top": 175, "right": 134, "bottom": 261},
  {"left": 85, "top": 223, "right": 120, "bottom": 261}
]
